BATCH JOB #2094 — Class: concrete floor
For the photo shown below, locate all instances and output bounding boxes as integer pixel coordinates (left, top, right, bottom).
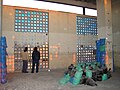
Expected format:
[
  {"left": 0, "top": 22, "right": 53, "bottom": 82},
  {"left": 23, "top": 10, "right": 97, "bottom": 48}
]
[{"left": 0, "top": 69, "right": 120, "bottom": 90}]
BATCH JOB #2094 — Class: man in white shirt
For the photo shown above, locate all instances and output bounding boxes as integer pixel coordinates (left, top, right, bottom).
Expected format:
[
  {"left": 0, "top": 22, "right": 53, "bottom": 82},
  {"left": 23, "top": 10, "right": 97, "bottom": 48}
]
[{"left": 21, "top": 47, "right": 29, "bottom": 73}]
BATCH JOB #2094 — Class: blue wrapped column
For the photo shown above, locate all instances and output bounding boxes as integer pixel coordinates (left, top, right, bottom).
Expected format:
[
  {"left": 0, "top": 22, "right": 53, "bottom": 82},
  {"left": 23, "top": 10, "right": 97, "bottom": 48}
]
[
  {"left": 0, "top": 36, "right": 7, "bottom": 84},
  {"left": 96, "top": 38, "right": 106, "bottom": 65}
]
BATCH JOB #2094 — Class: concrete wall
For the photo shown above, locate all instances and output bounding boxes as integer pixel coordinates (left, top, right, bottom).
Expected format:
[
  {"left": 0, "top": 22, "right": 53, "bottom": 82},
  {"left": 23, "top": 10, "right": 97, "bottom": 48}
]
[
  {"left": 2, "top": 5, "right": 97, "bottom": 70},
  {"left": 2, "top": 6, "right": 15, "bottom": 55},
  {"left": 2, "top": 6, "right": 76, "bottom": 69},
  {"left": 49, "top": 11, "right": 77, "bottom": 69},
  {"left": 97, "top": 0, "right": 113, "bottom": 70},
  {"left": 112, "top": 1, "right": 120, "bottom": 69}
]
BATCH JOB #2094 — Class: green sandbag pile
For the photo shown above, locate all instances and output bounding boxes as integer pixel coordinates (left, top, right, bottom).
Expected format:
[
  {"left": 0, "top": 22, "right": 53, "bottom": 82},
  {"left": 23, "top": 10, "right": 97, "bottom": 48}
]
[{"left": 59, "top": 61, "right": 109, "bottom": 86}]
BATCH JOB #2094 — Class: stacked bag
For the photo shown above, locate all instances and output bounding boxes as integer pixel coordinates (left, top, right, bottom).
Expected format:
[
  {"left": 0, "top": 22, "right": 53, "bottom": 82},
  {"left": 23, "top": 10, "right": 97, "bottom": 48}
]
[
  {"left": 72, "top": 70, "right": 83, "bottom": 85},
  {"left": 96, "top": 38, "right": 106, "bottom": 65},
  {"left": 59, "top": 62, "right": 111, "bottom": 86},
  {"left": 59, "top": 38, "right": 110, "bottom": 86},
  {"left": 59, "top": 74, "right": 70, "bottom": 85},
  {"left": 0, "top": 36, "right": 7, "bottom": 84}
]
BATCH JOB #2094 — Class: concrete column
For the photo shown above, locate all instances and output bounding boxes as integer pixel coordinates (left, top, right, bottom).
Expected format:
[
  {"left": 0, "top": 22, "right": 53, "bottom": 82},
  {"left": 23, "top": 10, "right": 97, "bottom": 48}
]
[
  {"left": 97, "top": 0, "right": 113, "bottom": 70},
  {"left": 0, "top": 0, "right": 2, "bottom": 37},
  {"left": 112, "top": 1, "right": 120, "bottom": 70}
]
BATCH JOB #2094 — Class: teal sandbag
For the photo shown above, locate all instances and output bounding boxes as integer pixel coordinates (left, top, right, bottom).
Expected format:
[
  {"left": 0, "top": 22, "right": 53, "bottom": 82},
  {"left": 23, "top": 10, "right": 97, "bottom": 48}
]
[
  {"left": 97, "top": 62, "right": 100, "bottom": 66},
  {"left": 59, "top": 74, "right": 70, "bottom": 85},
  {"left": 64, "top": 74, "right": 70, "bottom": 81},
  {"left": 72, "top": 77, "right": 81, "bottom": 85},
  {"left": 77, "top": 67, "right": 83, "bottom": 72},
  {"left": 102, "top": 74, "right": 108, "bottom": 81},
  {"left": 76, "top": 65, "right": 83, "bottom": 72},
  {"left": 91, "top": 64, "right": 95, "bottom": 69},
  {"left": 86, "top": 66, "right": 89, "bottom": 70},
  {"left": 59, "top": 78, "right": 68, "bottom": 85},
  {"left": 74, "top": 71, "right": 83, "bottom": 79},
  {"left": 76, "top": 65, "right": 80, "bottom": 70},
  {"left": 86, "top": 70, "right": 92, "bottom": 78}
]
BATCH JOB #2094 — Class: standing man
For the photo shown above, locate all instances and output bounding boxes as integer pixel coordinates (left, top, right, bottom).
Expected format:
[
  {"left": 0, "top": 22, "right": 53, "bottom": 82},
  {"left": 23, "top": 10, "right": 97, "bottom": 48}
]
[
  {"left": 21, "top": 47, "right": 29, "bottom": 73},
  {"left": 31, "top": 47, "right": 40, "bottom": 73}
]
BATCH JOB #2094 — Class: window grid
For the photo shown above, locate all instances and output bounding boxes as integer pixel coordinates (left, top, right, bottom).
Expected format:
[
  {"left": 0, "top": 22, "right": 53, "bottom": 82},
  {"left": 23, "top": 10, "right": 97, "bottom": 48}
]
[
  {"left": 76, "top": 16, "right": 97, "bottom": 35},
  {"left": 77, "top": 44, "right": 96, "bottom": 63},
  {"left": 14, "top": 44, "right": 49, "bottom": 71},
  {"left": 15, "top": 9, "right": 49, "bottom": 33}
]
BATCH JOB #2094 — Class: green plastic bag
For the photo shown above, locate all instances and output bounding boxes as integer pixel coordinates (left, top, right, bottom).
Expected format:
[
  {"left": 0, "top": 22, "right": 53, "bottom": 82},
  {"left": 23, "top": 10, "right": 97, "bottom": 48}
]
[
  {"left": 86, "top": 66, "right": 89, "bottom": 70},
  {"left": 86, "top": 70, "right": 92, "bottom": 78},
  {"left": 102, "top": 74, "right": 108, "bottom": 81},
  {"left": 72, "top": 77, "right": 80, "bottom": 85},
  {"left": 59, "top": 78, "right": 68, "bottom": 85},
  {"left": 74, "top": 71, "right": 83, "bottom": 79},
  {"left": 59, "top": 74, "right": 70, "bottom": 85},
  {"left": 65, "top": 74, "right": 71, "bottom": 81}
]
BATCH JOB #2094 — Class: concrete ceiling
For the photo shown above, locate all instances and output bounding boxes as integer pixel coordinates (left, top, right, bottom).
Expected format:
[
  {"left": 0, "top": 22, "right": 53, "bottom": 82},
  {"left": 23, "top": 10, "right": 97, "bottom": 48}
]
[
  {"left": 36, "top": 0, "right": 96, "bottom": 9},
  {"left": 74, "top": 0, "right": 96, "bottom": 4},
  {"left": 43, "top": 0, "right": 96, "bottom": 5}
]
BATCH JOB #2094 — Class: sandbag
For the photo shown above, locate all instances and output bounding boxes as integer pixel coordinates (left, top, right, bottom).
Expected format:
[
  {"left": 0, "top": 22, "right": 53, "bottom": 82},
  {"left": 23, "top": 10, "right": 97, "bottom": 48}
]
[{"left": 74, "top": 71, "right": 83, "bottom": 79}]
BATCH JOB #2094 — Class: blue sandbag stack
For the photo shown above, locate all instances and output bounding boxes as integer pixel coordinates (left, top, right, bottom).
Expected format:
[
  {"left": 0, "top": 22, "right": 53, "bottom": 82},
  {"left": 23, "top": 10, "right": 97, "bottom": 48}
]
[
  {"left": 0, "top": 36, "right": 7, "bottom": 84},
  {"left": 96, "top": 38, "right": 106, "bottom": 65}
]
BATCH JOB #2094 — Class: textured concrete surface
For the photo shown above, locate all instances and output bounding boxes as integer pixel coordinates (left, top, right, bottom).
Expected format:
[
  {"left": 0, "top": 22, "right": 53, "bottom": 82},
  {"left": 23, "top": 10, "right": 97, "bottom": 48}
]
[{"left": 0, "top": 69, "right": 120, "bottom": 90}]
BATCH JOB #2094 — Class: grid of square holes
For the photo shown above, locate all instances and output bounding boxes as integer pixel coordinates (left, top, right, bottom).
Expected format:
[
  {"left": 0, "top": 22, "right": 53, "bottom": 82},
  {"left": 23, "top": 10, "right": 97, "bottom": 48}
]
[
  {"left": 15, "top": 9, "right": 49, "bottom": 33},
  {"left": 76, "top": 16, "right": 97, "bottom": 35},
  {"left": 14, "top": 44, "right": 49, "bottom": 71},
  {"left": 77, "top": 44, "right": 96, "bottom": 63}
]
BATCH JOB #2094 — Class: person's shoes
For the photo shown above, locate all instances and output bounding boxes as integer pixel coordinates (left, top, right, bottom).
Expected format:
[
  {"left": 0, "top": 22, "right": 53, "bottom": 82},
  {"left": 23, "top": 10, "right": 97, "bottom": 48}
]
[
  {"left": 22, "top": 71, "right": 25, "bottom": 73},
  {"left": 25, "top": 71, "right": 28, "bottom": 73},
  {"left": 31, "top": 71, "right": 34, "bottom": 73},
  {"left": 36, "top": 72, "right": 38, "bottom": 73}
]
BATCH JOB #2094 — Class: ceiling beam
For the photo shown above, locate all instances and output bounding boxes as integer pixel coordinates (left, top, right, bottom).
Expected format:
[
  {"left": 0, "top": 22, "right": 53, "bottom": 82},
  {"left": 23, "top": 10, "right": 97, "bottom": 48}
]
[{"left": 36, "top": 0, "right": 96, "bottom": 9}]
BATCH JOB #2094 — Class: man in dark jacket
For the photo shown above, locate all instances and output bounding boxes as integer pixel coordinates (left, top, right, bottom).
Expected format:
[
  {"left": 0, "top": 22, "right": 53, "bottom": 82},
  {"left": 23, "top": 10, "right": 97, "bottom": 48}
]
[{"left": 31, "top": 47, "right": 40, "bottom": 73}]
